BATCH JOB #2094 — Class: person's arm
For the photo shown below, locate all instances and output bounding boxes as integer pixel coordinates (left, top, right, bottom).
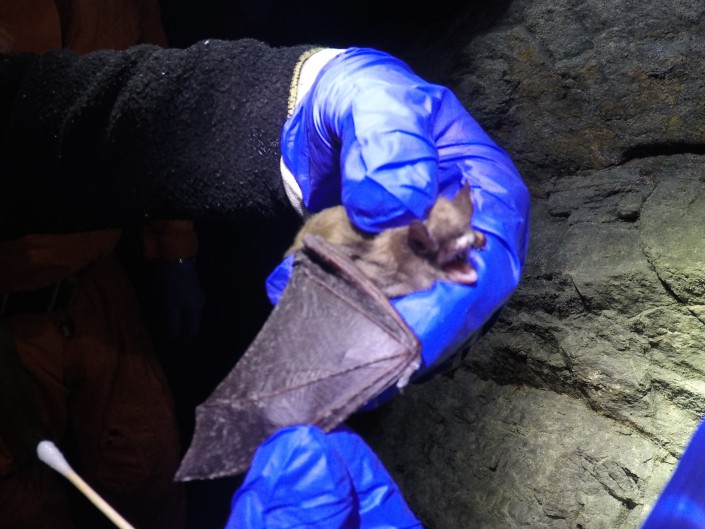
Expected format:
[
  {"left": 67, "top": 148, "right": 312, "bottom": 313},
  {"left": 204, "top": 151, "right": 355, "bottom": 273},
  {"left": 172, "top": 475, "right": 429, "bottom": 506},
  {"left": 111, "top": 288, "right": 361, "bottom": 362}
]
[{"left": 0, "top": 40, "right": 312, "bottom": 238}]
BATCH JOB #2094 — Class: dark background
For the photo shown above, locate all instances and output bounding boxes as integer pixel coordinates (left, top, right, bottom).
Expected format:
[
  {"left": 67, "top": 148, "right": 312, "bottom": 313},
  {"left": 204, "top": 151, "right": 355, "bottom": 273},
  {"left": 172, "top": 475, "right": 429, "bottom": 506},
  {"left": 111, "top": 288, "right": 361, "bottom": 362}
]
[{"left": 159, "top": 0, "right": 465, "bottom": 52}]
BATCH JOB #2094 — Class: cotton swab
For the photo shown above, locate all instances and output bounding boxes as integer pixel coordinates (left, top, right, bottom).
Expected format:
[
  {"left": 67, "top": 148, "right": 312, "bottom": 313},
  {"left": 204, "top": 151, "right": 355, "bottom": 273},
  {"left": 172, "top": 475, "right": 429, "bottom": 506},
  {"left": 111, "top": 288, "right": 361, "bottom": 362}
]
[{"left": 36, "top": 440, "right": 137, "bottom": 529}]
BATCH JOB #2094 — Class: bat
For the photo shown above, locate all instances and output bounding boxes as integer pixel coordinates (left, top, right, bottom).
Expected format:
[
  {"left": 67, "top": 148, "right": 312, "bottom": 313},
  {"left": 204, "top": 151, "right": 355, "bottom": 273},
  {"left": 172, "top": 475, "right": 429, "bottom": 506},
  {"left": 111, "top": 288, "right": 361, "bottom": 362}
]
[
  {"left": 175, "top": 234, "right": 421, "bottom": 481},
  {"left": 286, "top": 183, "right": 486, "bottom": 297},
  {"left": 176, "top": 185, "right": 486, "bottom": 481}
]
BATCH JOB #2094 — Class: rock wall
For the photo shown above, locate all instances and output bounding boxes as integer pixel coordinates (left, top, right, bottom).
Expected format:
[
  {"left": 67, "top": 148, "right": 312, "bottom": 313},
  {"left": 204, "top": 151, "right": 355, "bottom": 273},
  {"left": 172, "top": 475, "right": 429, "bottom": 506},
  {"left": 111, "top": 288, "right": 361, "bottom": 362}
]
[{"left": 360, "top": 1, "right": 705, "bottom": 527}]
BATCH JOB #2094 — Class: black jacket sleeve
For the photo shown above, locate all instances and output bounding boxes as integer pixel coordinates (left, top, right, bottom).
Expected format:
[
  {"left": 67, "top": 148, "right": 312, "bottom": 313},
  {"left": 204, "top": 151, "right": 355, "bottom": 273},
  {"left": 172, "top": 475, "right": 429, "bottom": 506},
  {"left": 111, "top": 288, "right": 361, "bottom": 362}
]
[{"left": 0, "top": 39, "right": 312, "bottom": 238}]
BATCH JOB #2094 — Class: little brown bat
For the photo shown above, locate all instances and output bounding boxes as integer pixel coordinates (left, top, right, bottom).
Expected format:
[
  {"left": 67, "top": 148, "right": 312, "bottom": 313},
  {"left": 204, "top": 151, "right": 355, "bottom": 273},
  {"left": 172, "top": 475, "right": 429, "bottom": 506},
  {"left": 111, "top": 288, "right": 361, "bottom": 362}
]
[
  {"left": 181, "top": 187, "right": 491, "bottom": 482},
  {"left": 286, "top": 184, "right": 486, "bottom": 298},
  {"left": 177, "top": 227, "right": 423, "bottom": 480}
]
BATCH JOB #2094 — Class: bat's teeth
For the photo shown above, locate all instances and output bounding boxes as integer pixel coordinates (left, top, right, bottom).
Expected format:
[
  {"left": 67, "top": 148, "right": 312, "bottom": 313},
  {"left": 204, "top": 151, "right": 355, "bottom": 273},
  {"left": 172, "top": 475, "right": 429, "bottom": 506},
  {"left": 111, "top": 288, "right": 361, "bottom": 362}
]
[{"left": 455, "top": 232, "right": 477, "bottom": 250}]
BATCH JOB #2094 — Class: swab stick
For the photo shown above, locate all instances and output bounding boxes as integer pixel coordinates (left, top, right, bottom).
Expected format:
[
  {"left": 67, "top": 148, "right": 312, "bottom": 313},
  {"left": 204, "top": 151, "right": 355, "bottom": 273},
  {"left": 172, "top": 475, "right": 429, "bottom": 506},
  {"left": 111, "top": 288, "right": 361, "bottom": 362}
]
[{"left": 36, "top": 440, "right": 136, "bottom": 529}]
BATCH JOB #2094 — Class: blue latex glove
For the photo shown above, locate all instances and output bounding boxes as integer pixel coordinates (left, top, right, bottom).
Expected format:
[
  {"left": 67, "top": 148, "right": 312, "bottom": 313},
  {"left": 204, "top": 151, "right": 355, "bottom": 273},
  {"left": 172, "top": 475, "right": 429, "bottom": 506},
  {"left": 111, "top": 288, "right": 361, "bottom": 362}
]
[
  {"left": 270, "top": 47, "right": 530, "bottom": 377},
  {"left": 640, "top": 418, "right": 705, "bottom": 528},
  {"left": 148, "top": 259, "right": 204, "bottom": 341},
  {"left": 226, "top": 425, "right": 422, "bottom": 529}
]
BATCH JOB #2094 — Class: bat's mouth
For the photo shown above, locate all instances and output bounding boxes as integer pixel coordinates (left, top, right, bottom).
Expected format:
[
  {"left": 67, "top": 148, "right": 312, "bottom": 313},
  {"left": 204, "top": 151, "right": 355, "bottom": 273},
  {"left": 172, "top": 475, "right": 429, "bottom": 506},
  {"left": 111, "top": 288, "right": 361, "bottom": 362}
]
[
  {"left": 443, "top": 258, "right": 478, "bottom": 285},
  {"left": 437, "top": 230, "right": 485, "bottom": 285}
]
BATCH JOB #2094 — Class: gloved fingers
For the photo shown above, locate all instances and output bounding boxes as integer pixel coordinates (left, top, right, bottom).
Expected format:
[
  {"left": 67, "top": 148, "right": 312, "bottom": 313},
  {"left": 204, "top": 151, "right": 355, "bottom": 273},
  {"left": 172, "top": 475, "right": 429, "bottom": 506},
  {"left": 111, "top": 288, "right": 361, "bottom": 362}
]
[
  {"left": 288, "top": 47, "right": 528, "bottom": 235},
  {"left": 323, "top": 50, "right": 443, "bottom": 231},
  {"left": 277, "top": 46, "right": 530, "bottom": 385},
  {"left": 282, "top": 48, "right": 442, "bottom": 230},
  {"left": 433, "top": 89, "right": 517, "bottom": 195},
  {"left": 338, "top": 80, "right": 441, "bottom": 232},
  {"left": 338, "top": 67, "right": 519, "bottom": 233},
  {"left": 328, "top": 426, "right": 423, "bottom": 528},
  {"left": 432, "top": 88, "right": 530, "bottom": 254},
  {"left": 640, "top": 418, "right": 705, "bottom": 529},
  {"left": 228, "top": 425, "right": 422, "bottom": 529},
  {"left": 227, "top": 425, "right": 359, "bottom": 529}
]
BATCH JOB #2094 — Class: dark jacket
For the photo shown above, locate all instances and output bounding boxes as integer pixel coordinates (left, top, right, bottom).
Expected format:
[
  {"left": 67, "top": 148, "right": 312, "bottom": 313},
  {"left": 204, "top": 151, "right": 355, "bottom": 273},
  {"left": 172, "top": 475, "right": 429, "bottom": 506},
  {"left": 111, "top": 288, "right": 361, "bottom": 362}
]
[{"left": 0, "top": 38, "right": 312, "bottom": 238}]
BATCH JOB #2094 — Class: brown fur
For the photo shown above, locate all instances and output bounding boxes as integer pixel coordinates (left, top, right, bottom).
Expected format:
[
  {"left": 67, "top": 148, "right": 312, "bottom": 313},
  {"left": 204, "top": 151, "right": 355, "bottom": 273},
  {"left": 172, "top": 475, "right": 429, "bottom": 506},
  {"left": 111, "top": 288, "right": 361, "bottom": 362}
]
[{"left": 286, "top": 184, "right": 486, "bottom": 298}]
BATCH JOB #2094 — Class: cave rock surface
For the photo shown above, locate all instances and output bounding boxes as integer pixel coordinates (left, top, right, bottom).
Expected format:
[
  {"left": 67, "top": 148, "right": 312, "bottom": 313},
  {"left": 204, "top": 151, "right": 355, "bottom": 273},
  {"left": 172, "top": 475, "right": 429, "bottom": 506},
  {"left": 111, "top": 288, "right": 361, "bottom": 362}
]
[{"left": 362, "top": 1, "right": 705, "bottom": 528}]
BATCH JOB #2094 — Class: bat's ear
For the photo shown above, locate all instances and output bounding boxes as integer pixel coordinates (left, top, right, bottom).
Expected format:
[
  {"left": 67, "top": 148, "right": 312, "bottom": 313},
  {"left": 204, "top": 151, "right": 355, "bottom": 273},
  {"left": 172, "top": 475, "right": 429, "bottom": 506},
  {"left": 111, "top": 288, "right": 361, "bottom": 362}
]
[
  {"left": 409, "top": 220, "right": 439, "bottom": 255},
  {"left": 453, "top": 181, "right": 473, "bottom": 217}
]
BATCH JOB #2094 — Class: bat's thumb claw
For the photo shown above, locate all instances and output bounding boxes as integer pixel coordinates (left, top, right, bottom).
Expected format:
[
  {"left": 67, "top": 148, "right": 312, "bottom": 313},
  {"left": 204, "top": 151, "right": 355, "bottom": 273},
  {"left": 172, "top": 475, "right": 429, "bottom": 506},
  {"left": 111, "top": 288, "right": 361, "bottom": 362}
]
[{"left": 396, "top": 358, "right": 421, "bottom": 390}]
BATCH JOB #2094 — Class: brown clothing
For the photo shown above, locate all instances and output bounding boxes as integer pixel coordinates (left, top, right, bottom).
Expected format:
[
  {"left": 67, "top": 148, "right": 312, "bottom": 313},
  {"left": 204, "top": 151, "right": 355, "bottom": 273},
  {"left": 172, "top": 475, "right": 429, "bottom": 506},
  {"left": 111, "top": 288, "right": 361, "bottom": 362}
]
[
  {"left": 0, "top": 255, "right": 184, "bottom": 529},
  {"left": 0, "top": 2, "right": 190, "bottom": 528},
  {"left": 0, "top": 0, "right": 167, "bottom": 53}
]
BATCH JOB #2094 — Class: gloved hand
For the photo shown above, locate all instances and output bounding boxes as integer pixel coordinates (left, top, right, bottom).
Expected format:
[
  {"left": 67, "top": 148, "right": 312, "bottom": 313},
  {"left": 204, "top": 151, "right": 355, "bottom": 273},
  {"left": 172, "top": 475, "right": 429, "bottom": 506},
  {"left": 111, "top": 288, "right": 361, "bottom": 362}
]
[
  {"left": 147, "top": 259, "right": 204, "bottom": 342},
  {"left": 640, "top": 418, "right": 705, "bottom": 529},
  {"left": 269, "top": 47, "right": 530, "bottom": 380},
  {"left": 226, "top": 424, "right": 422, "bottom": 529}
]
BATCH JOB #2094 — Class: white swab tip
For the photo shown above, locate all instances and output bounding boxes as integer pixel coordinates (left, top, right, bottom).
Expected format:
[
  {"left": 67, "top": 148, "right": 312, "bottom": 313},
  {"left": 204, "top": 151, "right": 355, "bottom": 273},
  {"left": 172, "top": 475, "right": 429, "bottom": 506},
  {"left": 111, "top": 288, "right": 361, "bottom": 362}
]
[{"left": 37, "top": 440, "right": 73, "bottom": 476}]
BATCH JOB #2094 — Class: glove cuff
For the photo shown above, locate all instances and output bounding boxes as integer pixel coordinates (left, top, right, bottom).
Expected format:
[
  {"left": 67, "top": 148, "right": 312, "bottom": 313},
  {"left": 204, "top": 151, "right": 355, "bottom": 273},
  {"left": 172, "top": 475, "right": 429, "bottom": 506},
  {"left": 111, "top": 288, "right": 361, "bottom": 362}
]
[
  {"left": 281, "top": 48, "right": 345, "bottom": 217},
  {"left": 287, "top": 48, "right": 345, "bottom": 116}
]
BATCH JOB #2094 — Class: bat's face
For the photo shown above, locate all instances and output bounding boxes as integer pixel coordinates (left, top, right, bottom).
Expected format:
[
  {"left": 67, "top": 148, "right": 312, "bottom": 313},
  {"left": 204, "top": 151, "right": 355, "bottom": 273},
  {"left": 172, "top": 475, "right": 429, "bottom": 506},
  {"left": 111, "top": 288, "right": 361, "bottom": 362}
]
[{"left": 408, "top": 184, "right": 485, "bottom": 285}]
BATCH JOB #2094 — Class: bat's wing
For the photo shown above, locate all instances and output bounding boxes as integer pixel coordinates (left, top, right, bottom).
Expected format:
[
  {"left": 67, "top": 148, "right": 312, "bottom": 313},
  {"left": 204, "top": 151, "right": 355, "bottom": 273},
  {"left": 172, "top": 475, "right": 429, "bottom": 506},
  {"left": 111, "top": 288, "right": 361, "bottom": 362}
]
[{"left": 175, "top": 234, "right": 421, "bottom": 481}]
